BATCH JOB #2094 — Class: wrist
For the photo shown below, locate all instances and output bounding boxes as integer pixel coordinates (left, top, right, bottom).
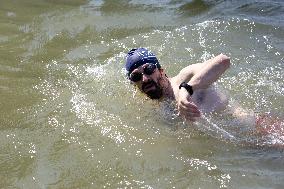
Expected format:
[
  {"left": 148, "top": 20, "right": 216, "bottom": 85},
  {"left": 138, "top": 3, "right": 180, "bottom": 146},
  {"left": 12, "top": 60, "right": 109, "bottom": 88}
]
[
  {"left": 187, "top": 80, "right": 198, "bottom": 91},
  {"left": 179, "top": 82, "right": 194, "bottom": 95}
]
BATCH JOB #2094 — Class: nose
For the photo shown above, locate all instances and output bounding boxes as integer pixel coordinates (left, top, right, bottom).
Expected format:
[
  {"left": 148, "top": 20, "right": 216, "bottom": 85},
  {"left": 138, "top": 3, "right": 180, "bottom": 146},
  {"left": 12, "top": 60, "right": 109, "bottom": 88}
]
[{"left": 142, "top": 73, "right": 151, "bottom": 82}]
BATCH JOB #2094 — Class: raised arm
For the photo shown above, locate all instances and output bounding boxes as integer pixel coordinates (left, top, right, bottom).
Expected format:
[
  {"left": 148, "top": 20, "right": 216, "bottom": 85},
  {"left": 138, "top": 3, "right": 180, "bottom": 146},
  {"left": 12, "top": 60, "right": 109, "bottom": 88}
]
[
  {"left": 178, "top": 54, "right": 230, "bottom": 90},
  {"left": 175, "top": 54, "right": 230, "bottom": 121}
]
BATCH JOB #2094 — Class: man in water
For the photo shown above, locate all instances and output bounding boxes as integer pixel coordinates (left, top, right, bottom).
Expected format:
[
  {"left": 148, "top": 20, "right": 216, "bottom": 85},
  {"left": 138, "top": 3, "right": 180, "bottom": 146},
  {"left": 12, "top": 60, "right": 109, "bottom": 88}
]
[
  {"left": 125, "top": 47, "right": 230, "bottom": 122},
  {"left": 125, "top": 48, "right": 284, "bottom": 143}
]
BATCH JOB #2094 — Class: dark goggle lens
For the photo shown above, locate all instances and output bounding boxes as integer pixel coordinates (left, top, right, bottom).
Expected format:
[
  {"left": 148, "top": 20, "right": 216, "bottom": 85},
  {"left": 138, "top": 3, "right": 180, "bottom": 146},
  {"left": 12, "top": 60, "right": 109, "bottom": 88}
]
[
  {"left": 129, "top": 72, "right": 142, "bottom": 82},
  {"left": 144, "top": 64, "right": 156, "bottom": 75},
  {"left": 129, "top": 64, "right": 157, "bottom": 82}
]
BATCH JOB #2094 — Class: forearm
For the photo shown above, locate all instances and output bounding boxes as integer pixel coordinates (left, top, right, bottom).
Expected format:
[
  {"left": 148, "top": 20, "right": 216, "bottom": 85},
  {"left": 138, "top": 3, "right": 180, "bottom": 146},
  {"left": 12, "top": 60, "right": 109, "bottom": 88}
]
[{"left": 188, "top": 54, "right": 230, "bottom": 90}]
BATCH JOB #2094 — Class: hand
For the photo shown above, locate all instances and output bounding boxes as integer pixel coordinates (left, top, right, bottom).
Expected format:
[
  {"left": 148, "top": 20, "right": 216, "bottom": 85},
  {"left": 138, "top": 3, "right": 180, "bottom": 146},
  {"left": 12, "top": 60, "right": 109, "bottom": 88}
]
[{"left": 177, "top": 88, "right": 201, "bottom": 122}]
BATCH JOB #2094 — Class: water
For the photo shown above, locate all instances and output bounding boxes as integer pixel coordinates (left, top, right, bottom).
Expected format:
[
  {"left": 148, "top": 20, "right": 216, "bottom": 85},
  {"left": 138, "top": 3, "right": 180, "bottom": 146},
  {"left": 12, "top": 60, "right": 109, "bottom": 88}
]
[{"left": 0, "top": 0, "right": 284, "bottom": 188}]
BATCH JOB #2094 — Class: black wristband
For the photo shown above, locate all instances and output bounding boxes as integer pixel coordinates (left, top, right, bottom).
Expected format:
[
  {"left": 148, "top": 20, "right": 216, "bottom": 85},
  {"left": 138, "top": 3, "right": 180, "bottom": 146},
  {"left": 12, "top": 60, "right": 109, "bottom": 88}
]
[{"left": 179, "top": 82, "right": 193, "bottom": 95}]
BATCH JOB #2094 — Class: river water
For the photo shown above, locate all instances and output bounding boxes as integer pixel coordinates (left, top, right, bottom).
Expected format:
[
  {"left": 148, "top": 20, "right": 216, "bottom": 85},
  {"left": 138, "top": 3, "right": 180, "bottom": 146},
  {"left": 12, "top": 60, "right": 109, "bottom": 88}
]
[{"left": 1, "top": 0, "right": 284, "bottom": 188}]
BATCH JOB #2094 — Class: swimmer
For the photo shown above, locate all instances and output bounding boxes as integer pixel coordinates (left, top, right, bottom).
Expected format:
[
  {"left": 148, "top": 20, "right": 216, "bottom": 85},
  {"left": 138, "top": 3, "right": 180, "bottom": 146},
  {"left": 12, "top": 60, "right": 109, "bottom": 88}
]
[
  {"left": 125, "top": 48, "right": 283, "bottom": 141},
  {"left": 125, "top": 48, "right": 230, "bottom": 121}
]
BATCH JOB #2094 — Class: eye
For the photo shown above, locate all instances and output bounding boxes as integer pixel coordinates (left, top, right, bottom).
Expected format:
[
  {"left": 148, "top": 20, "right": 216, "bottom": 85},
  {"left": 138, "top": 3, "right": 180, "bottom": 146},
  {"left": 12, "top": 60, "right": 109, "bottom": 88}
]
[
  {"left": 130, "top": 72, "right": 142, "bottom": 82},
  {"left": 144, "top": 64, "right": 156, "bottom": 75}
]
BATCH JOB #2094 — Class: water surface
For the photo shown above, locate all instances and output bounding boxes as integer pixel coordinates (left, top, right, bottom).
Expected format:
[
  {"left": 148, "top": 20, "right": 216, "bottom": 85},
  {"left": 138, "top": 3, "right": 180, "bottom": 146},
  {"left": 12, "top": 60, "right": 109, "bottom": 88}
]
[{"left": 0, "top": 0, "right": 284, "bottom": 188}]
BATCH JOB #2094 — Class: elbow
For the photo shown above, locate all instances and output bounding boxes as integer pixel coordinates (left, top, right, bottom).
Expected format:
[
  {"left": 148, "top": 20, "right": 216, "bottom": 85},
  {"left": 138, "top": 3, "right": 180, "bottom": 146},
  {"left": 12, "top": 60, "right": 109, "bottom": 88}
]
[{"left": 218, "top": 54, "right": 230, "bottom": 69}]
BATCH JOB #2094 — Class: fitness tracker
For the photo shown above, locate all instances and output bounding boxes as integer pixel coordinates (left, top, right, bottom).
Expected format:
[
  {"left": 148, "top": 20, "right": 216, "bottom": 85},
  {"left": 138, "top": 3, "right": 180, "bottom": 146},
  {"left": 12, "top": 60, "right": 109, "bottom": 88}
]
[{"left": 179, "top": 82, "right": 193, "bottom": 95}]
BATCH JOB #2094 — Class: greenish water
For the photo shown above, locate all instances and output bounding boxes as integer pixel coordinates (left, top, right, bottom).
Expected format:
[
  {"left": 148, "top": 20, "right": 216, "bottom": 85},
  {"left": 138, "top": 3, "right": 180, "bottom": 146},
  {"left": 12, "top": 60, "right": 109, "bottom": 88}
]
[{"left": 0, "top": 0, "right": 284, "bottom": 188}]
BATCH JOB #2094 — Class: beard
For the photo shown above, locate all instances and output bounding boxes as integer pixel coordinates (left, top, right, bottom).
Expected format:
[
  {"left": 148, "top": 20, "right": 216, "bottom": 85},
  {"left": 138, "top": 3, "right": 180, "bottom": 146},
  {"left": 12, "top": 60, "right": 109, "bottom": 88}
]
[{"left": 141, "top": 80, "right": 163, "bottom": 99}]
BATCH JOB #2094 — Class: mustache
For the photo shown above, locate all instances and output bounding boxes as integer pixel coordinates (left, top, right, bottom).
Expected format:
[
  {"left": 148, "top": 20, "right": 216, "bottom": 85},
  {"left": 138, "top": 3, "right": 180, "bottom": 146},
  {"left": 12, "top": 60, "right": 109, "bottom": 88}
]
[
  {"left": 142, "top": 80, "right": 156, "bottom": 91},
  {"left": 141, "top": 80, "right": 163, "bottom": 99}
]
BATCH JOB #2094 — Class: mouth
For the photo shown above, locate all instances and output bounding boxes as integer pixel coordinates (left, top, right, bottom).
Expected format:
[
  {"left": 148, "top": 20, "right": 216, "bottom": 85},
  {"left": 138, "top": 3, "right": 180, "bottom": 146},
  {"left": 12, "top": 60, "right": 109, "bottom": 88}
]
[
  {"left": 142, "top": 81, "right": 156, "bottom": 92},
  {"left": 141, "top": 80, "right": 163, "bottom": 99},
  {"left": 144, "top": 84, "right": 154, "bottom": 92}
]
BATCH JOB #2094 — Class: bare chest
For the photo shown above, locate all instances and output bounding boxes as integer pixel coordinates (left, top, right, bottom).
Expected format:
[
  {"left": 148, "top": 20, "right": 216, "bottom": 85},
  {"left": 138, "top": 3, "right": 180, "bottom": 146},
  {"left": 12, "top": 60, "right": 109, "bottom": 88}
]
[{"left": 191, "top": 86, "right": 228, "bottom": 113}]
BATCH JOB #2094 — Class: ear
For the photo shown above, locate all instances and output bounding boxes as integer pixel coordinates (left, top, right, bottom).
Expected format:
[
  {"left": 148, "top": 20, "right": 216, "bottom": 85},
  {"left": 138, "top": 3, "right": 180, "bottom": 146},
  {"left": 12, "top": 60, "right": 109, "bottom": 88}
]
[
  {"left": 158, "top": 68, "right": 167, "bottom": 77},
  {"left": 158, "top": 68, "right": 164, "bottom": 74}
]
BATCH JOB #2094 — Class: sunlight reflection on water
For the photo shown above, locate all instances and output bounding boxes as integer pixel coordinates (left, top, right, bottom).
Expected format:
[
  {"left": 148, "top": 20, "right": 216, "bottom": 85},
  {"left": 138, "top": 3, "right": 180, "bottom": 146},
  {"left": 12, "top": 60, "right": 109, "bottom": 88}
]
[{"left": 1, "top": 0, "right": 283, "bottom": 187}]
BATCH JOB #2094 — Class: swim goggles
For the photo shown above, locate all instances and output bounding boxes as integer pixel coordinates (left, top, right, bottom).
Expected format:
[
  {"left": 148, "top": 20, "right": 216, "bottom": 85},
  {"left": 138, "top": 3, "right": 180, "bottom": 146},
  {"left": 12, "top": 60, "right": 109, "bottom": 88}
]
[{"left": 129, "top": 63, "right": 157, "bottom": 82}]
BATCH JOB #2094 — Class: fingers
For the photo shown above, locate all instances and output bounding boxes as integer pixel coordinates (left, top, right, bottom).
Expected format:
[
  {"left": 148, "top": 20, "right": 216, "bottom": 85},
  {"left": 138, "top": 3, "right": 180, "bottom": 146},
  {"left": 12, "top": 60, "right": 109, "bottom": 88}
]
[
  {"left": 179, "top": 102, "right": 200, "bottom": 114},
  {"left": 181, "top": 110, "right": 201, "bottom": 118},
  {"left": 178, "top": 103, "right": 201, "bottom": 117},
  {"left": 177, "top": 95, "right": 201, "bottom": 121},
  {"left": 179, "top": 105, "right": 200, "bottom": 115},
  {"left": 178, "top": 107, "right": 201, "bottom": 124},
  {"left": 180, "top": 100, "right": 199, "bottom": 109}
]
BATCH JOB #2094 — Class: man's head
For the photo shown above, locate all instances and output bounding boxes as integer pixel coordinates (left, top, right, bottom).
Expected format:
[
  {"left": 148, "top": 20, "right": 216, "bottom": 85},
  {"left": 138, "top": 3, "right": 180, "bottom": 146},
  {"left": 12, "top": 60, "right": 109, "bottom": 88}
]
[{"left": 125, "top": 48, "right": 164, "bottom": 99}]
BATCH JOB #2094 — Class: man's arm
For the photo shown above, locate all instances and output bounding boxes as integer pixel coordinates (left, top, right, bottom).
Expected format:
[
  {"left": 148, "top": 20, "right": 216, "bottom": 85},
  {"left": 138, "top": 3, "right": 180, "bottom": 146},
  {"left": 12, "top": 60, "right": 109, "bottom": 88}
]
[
  {"left": 177, "top": 54, "right": 230, "bottom": 90},
  {"left": 176, "top": 54, "right": 230, "bottom": 121}
]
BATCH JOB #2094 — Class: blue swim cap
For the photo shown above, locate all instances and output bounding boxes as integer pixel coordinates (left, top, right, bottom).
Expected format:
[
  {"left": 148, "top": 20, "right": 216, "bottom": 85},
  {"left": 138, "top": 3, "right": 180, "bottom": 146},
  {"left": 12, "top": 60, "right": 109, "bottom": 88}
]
[{"left": 125, "top": 48, "right": 160, "bottom": 75}]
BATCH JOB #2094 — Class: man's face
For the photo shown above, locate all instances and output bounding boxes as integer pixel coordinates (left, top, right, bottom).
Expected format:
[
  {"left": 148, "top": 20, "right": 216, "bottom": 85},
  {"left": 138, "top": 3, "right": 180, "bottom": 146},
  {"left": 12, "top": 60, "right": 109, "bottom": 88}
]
[{"left": 129, "top": 63, "right": 163, "bottom": 99}]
